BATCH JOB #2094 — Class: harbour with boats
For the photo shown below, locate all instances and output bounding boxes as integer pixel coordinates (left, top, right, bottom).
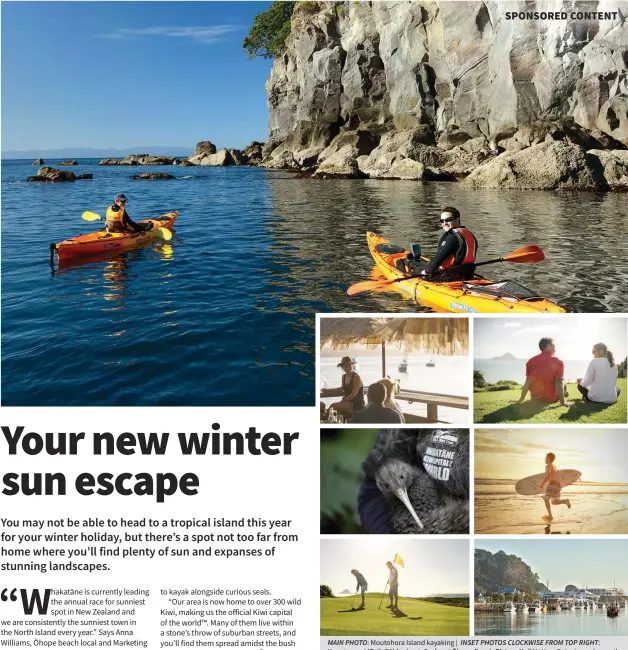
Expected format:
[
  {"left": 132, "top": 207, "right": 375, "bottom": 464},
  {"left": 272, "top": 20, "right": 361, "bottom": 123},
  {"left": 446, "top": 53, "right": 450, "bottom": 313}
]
[{"left": 475, "top": 589, "right": 627, "bottom": 635}]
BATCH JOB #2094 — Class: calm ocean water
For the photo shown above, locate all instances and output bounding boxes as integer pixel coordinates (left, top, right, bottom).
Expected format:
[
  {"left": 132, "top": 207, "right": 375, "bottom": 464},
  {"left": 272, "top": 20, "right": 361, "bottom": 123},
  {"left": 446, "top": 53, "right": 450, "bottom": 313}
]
[
  {"left": 320, "top": 352, "right": 468, "bottom": 422},
  {"left": 475, "top": 609, "right": 628, "bottom": 635},
  {"left": 2, "top": 158, "right": 627, "bottom": 405},
  {"left": 475, "top": 358, "right": 592, "bottom": 383}
]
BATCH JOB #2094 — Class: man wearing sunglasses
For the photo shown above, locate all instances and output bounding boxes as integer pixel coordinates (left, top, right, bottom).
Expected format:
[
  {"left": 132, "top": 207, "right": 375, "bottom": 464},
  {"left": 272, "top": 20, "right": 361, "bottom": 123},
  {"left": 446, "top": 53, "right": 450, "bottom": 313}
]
[
  {"left": 105, "top": 194, "right": 149, "bottom": 234},
  {"left": 419, "top": 206, "right": 478, "bottom": 280}
]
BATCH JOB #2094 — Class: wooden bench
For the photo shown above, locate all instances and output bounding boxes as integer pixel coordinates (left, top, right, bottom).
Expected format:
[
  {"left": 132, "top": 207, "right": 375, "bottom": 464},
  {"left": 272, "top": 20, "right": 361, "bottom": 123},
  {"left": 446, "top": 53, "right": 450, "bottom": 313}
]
[
  {"left": 397, "top": 388, "right": 469, "bottom": 423},
  {"left": 320, "top": 387, "right": 468, "bottom": 423}
]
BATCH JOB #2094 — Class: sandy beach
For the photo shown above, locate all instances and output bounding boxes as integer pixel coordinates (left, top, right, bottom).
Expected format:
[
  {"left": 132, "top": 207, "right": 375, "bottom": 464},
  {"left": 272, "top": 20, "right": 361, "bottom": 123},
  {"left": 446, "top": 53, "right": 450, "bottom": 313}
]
[{"left": 475, "top": 480, "right": 628, "bottom": 534}]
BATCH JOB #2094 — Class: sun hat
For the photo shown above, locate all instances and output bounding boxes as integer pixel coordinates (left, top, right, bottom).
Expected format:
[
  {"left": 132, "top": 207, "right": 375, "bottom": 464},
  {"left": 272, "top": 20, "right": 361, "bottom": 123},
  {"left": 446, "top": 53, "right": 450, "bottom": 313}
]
[{"left": 337, "top": 356, "right": 358, "bottom": 367}]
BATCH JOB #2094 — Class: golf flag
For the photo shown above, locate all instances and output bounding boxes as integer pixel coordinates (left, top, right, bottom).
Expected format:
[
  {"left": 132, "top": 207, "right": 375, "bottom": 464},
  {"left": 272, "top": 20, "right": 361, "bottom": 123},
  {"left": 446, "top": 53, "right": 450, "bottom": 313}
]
[{"left": 394, "top": 554, "right": 404, "bottom": 568}]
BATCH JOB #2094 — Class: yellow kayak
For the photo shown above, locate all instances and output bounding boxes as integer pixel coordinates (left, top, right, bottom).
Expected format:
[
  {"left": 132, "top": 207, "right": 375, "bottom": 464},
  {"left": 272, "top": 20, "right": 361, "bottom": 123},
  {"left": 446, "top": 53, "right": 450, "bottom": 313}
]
[{"left": 366, "top": 232, "right": 566, "bottom": 313}]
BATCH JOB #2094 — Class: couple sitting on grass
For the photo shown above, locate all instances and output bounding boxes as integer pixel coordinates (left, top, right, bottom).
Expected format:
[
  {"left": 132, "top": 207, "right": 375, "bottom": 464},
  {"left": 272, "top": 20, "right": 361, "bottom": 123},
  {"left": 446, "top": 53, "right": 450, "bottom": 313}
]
[
  {"left": 327, "top": 357, "right": 404, "bottom": 423},
  {"left": 515, "top": 337, "right": 620, "bottom": 408}
]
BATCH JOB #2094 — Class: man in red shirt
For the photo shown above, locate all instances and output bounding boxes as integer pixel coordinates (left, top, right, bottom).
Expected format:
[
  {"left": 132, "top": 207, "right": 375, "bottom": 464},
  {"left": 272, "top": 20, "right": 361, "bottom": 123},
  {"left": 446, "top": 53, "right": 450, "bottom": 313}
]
[{"left": 515, "top": 337, "right": 572, "bottom": 407}]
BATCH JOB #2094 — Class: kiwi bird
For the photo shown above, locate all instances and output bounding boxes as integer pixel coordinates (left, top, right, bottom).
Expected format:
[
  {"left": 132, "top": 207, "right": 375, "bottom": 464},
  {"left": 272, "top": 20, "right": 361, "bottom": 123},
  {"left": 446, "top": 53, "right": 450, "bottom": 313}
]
[{"left": 363, "top": 429, "right": 469, "bottom": 534}]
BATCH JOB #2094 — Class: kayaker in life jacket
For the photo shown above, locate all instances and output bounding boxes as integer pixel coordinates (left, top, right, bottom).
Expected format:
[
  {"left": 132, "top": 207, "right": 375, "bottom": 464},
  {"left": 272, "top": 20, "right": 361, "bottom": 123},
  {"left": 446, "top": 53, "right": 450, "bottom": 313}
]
[
  {"left": 420, "top": 206, "right": 478, "bottom": 280},
  {"left": 105, "top": 194, "right": 150, "bottom": 234}
]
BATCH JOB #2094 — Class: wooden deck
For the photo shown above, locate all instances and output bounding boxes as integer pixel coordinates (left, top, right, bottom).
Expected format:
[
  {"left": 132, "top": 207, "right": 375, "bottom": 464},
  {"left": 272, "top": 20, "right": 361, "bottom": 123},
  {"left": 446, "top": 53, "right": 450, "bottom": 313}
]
[{"left": 320, "top": 386, "right": 468, "bottom": 423}]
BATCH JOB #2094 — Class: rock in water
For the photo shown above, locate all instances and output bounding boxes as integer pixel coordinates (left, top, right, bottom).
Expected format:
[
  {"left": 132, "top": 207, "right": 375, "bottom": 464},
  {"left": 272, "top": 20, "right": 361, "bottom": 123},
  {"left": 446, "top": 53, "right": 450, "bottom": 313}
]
[
  {"left": 130, "top": 172, "right": 175, "bottom": 180},
  {"left": 462, "top": 141, "right": 603, "bottom": 189},
  {"left": 33, "top": 158, "right": 44, "bottom": 164},
  {"left": 60, "top": 160, "right": 78, "bottom": 166},
  {"left": 24, "top": 167, "right": 89, "bottom": 182},
  {"left": 587, "top": 149, "right": 628, "bottom": 190}
]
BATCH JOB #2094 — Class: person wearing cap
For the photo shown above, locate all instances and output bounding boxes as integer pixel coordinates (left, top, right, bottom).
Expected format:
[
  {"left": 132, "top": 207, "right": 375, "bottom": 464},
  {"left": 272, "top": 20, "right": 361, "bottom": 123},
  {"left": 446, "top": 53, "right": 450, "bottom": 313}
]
[
  {"left": 418, "top": 206, "right": 478, "bottom": 280},
  {"left": 385, "top": 561, "right": 399, "bottom": 609},
  {"left": 105, "top": 194, "right": 149, "bottom": 234},
  {"left": 348, "top": 383, "right": 403, "bottom": 424},
  {"left": 350, "top": 569, "right": 368, "bottom": 609},
  {"left": 327, "top": 356, "right": 365, "bottom": 420}
]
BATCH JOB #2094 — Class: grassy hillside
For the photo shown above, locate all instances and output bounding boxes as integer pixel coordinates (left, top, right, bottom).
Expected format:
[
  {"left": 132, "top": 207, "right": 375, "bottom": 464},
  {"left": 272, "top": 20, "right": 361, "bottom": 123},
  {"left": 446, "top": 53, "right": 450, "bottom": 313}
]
[
  {"left": 320, "top": 593, "right": 470, "bottom": 636},
  {"left": 474, "top": 378, "right": 626, "bottom": 424}
]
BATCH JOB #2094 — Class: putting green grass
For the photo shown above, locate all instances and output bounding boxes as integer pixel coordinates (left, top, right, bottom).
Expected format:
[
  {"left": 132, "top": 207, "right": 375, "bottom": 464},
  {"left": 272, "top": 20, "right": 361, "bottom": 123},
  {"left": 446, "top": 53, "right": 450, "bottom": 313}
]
[
  {"left": 320, "top": 594, "right": 470, "bottom": 636},
  {"left": 474, "top": 379, "right": 627, "bottom": 424}
]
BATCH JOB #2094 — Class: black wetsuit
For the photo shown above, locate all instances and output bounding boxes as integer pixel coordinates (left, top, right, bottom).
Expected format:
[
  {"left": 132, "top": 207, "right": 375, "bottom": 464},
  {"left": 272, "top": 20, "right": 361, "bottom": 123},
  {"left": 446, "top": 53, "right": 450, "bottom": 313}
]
[{"left": 423, "top": 227, "right": 478, "bottom": 279}]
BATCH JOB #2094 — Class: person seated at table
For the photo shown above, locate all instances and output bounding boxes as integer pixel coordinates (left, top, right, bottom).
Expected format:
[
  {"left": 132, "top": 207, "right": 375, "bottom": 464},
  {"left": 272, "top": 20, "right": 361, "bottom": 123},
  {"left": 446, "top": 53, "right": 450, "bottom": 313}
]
[
  {"left": 349, "top": 383, "right": 403, "bottom": 424},
  {"left": 377, "top": 377, "right": 405, "bottom": 423},
  {"left": 327, "top": 356, "right": 365, "bottom": 419},
  {"left": 577, "top": 342, "right": 621, "bottom": 404}
]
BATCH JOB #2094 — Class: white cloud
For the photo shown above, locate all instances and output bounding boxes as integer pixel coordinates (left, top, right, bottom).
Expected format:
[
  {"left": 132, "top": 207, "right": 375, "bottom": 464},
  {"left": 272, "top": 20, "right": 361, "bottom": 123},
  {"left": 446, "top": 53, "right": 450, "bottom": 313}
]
[{"left": 101, "top": 25, "right": 242, "bottom": 45}]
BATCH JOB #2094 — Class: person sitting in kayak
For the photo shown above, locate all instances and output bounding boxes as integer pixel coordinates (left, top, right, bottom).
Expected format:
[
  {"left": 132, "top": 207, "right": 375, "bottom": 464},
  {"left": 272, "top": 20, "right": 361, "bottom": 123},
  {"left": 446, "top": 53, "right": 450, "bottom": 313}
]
[
  {"left": 105, "top": 194, "right": 151, "bottom": 234},
  {"left": 414, "top": 207, "right": 478, "bottom": 281}
]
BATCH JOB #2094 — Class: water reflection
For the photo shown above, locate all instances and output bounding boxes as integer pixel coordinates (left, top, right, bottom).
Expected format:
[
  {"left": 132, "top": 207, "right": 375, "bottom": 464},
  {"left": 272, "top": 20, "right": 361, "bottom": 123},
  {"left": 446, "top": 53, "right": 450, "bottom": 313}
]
[
  {"left": 476, "top": 609, "right": 627, "bottom": 635},
  {"left": 266, "top": 174, "right": 628, "bottom": 313}
]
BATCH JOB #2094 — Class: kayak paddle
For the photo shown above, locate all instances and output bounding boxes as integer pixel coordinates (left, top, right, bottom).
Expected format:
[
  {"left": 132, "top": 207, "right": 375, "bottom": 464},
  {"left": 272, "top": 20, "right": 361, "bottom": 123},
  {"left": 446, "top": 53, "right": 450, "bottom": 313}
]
[
  {"left": 347, "top": 245, "right": 545, "bottom": 296},
  {"left": 82, "top": 210, "right": 103, "bottom": 221},
  {"left": 153, "top": 227, "right": 173, "bottom": 241}
]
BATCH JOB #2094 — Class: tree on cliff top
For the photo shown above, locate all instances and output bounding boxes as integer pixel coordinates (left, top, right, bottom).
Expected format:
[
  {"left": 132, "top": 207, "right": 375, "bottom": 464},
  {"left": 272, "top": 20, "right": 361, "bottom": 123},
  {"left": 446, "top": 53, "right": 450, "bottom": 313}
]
[{"left": 243, "top": 1, "right": 296, "bottom": 59}]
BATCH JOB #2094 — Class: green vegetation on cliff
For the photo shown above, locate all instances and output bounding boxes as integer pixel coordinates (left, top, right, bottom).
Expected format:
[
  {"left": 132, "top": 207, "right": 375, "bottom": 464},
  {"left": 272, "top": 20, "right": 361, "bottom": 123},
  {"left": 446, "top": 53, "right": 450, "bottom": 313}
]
[
  {"left": 475, "top": 548, "right": 547, "bottom": 594},
  {"left": 243, "top": 1, "right": 296, "bottom": 59}
]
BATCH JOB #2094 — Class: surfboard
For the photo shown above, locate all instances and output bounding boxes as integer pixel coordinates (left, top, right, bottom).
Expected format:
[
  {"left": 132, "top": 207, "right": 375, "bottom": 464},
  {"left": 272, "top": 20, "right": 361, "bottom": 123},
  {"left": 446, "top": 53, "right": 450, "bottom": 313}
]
[{"left": 515, "top": 470, "right": 582, "bottom": 495}]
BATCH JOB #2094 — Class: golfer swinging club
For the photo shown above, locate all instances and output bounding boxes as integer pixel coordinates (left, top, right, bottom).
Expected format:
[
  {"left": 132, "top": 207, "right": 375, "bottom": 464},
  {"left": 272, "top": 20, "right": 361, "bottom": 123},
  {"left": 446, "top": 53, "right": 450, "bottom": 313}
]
[
  {"left": 385, "top": 561, "right": 399, "bottom": 609},
  {"left": 351, "top": 569, "right": 368, "bottom": 609}
]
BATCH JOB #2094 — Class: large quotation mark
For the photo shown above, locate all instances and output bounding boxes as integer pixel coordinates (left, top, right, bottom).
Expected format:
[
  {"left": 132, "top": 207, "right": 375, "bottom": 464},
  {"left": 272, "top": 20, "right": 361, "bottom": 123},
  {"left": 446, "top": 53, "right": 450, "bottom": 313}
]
[
  {"left": 1, "top": 589, "right": 51, "bottom": 614},
  {"left": 1, "top": 588, "right": 18, "bottom": 602}
]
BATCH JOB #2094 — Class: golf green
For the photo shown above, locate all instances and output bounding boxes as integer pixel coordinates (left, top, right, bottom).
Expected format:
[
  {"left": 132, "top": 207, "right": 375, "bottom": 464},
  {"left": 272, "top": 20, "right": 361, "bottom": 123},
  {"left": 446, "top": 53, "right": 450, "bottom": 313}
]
[{"left": 320, "top": 594, "right": 469, "bottom": 636}]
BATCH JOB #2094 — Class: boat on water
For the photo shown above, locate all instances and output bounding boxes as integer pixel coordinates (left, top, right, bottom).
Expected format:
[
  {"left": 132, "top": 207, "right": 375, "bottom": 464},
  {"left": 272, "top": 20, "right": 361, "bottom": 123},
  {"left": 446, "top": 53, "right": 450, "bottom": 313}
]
[
  {"left": 52, "top": 211, "right": 178, "bottom": 262},
  {"left": 516, "top": 603, "right": 529, "bottom": 613},
  {"left": 607, "top": 604, "right": 620, "bottom": 618},
  {"left": 574, "top": 601, "right": 584, "bottom": 610},
  {"left": 363, "top": 232, "right": 566, "bottom": 314},
  {"left": 528, "top": 600, "right": 543, "bottom": 612},
  {"left": 561, "top": 602, "right": 574, "bottom": 611},
  {"left": 503, "top": 602, "right": 516, "bottom": 613},
  {"left": 426, "top": 359, "right": 435, "bottom": 367},
  {"left": 398, "top": 358, "right": 409, "bottom": 373}
]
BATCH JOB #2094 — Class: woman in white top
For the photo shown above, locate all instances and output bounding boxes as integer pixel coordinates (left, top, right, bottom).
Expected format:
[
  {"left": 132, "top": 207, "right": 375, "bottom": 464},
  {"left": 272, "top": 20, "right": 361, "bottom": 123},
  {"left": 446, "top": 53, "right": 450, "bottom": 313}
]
[{"left": 577, "top": 342, "right": 620, "bottom": 404}]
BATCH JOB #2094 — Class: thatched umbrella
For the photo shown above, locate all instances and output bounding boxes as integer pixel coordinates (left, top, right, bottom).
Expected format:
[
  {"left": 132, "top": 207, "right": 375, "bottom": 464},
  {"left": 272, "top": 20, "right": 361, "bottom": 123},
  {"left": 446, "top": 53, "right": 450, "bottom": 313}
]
[{"left": 320, "top": 317, "right": 468, "bottom": 376}]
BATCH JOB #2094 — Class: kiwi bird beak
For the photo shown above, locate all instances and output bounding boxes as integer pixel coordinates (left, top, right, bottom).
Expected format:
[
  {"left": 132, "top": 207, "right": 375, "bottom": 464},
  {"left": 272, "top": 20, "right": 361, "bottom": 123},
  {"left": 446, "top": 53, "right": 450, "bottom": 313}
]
[{"left": 395, "top": 487, "right": 424, "bottom": 530}]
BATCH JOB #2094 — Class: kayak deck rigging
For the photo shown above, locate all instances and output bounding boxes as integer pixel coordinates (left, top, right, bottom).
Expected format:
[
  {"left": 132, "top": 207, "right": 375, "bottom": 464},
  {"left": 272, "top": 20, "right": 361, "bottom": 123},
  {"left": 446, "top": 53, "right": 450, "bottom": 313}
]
[
  {"left": 366, "top": 231, "right": 566, "bottom": 313},
  {"left": 51, "top": 211, "right": 178, "bottom": 263}
]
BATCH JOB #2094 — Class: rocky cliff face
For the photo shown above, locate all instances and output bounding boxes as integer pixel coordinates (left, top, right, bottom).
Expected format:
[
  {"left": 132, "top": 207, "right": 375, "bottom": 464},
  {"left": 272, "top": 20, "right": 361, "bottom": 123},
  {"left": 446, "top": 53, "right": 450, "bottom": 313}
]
[{"left": 264, "top": 0, "right": 628, "bottom": 163}]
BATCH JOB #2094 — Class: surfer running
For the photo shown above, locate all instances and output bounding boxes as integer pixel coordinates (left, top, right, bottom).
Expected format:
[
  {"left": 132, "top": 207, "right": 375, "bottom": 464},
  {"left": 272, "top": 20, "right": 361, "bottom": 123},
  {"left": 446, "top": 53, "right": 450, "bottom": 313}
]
[{"left": 540, "top": 452, "right": 571, "bottom": 521}]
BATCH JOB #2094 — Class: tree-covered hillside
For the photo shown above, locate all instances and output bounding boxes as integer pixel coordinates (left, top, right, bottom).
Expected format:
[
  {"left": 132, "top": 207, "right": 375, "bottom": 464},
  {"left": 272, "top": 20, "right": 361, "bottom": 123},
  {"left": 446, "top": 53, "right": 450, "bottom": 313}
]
[{"left": 475, "top": 549, "right": 547, "bottom": 593}]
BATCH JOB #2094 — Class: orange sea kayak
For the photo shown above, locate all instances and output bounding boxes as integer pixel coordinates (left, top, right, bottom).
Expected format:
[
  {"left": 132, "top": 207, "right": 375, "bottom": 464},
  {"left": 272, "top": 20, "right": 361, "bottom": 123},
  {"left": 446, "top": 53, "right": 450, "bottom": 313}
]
[
  {"left": 52, "top": 211, "right": 178, "bottom": 262},
  {"left": 367, "top": 231, "right": 566, "bottom": 313}
]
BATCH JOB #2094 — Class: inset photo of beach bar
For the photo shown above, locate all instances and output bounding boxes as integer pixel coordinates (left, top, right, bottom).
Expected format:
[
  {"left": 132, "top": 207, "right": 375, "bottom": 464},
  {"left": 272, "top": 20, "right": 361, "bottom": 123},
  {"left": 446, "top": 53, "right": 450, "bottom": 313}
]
[
  {"left": 321, "top": 428, "right": 469, "bottom": 535},
  {"left": 475, "top": 428, "right": 628, "bottom": 535},
  {"left": 473, "top": 316, "right": 627, "bottom": 424},
  {"left": 321, "top": 537, "right": 470, "bottom": 637},
  {"left": 319, "top": 316, "right": 469, "bottom": 425},
  {"left": 474, "top": 540, "right": 628, "bottom": 636}
]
